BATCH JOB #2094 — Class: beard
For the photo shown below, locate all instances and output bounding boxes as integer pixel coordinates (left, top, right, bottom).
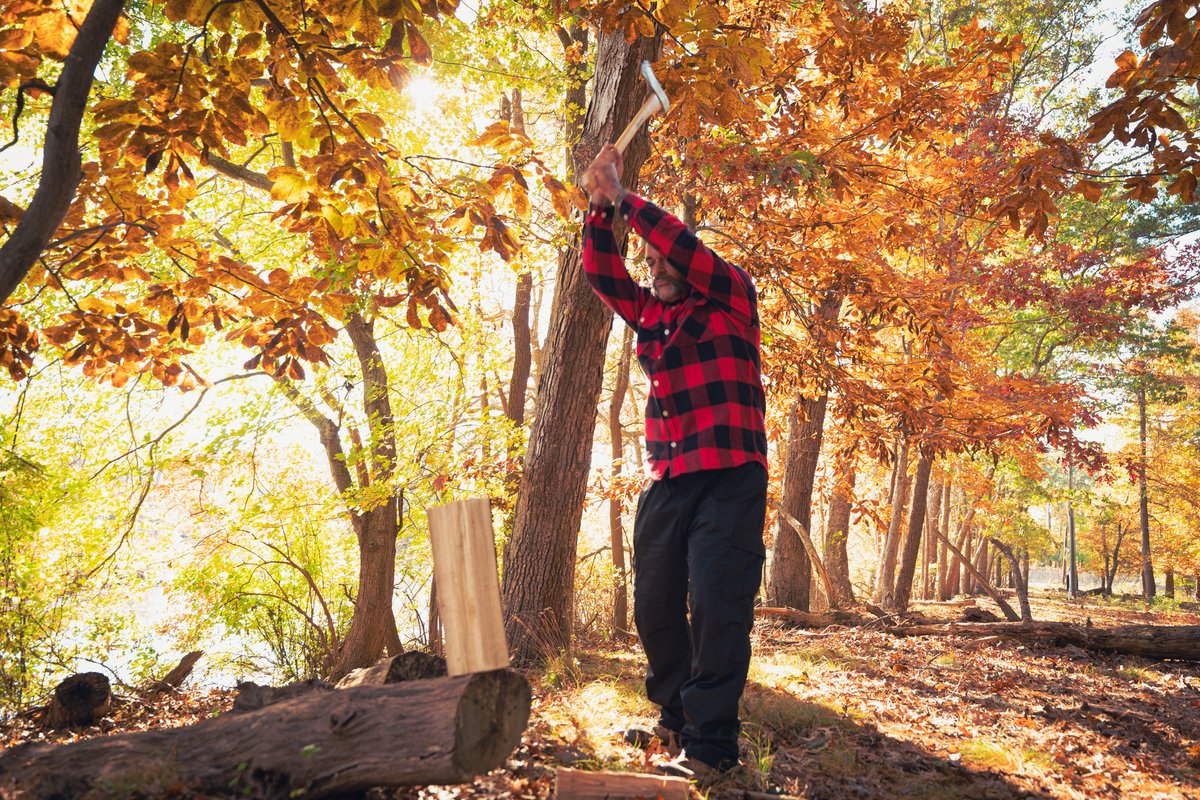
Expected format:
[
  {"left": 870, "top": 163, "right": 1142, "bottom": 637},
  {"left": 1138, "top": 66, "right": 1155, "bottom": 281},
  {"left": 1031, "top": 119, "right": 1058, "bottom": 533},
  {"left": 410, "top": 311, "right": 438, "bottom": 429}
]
[{"left": 652, "top": 277, "right": 689, "bottom": 303}]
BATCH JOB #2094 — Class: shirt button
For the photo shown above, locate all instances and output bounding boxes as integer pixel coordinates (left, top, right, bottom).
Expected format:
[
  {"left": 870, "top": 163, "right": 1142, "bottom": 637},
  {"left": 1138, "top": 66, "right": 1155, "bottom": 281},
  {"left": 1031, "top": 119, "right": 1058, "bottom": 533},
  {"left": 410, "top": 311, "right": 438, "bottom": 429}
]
[
  {"left": 670, "top": 442, "right": 677, "bottom": 448},
  {"left": 662, "top": 410, "right": 669, "bottom": 417},
  {"left": 663, "top": 329, "right": 670, "bottom": 336},
  {"left": 653, "top": 379, "right": 660, "bottom": 387}
]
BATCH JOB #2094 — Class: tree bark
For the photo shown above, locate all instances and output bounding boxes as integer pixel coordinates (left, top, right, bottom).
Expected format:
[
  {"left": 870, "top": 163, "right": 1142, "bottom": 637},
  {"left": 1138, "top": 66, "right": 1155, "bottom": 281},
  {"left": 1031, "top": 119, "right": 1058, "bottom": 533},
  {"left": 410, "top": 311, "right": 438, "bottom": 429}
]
[
  {"left": 502, "top": 30, "right": 660, "bottom": 665},
  {"left": 768, "top": 391, "right": 825, "bottom": 610},
  {"left": 0, "top": 0, "right": 127, "bottom": 304},
  {"left": 876, "top": 437, "right": 911, "bottom": 608},
  {"left": 1106, "top": 521, "right": 1127, "bottom": 593},
  {"left": 327, "top": 313, "right": 403, "bottom": 679},
  {"left": 823, "top": 447, "right": 856, "bottom": 607},
  {"left": 609, "top": 326, "right": 634, "bottom": 636},
  {"left": 1, "top": 671, "right": 531, "bottom": 799},
  {"left": 770, "top": 500, "right": 840, "bottom": 611},
  {"left": 1138, "top": 384, "right": 1156, "bottom": 598},
  {"left": 769, "top": 294, "right": 841, "bottom": 610},
  {"left": 892, "top": 451, "right": 933, "bottom": 612},
  {"left": 989, "top": 538, "right": 1033, "bottom": 622},
  {"left": 923, "top": 472, "right": 943, "bottom": 601},
  {"left": 886, "top": 621, "right": 1200, "bottom": 661},
  {"left": 1166, "top": 568, "right": 1175, "bottom": 599},
  {"left": 937, "top": 476, "right": 952, "bottom": 599}
]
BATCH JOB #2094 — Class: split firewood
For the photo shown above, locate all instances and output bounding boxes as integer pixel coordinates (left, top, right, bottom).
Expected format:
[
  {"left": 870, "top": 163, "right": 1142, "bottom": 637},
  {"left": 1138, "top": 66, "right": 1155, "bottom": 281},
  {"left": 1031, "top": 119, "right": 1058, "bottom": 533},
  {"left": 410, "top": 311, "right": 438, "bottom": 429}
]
[{"left": 555, "top": 767, "right": 689, "bottom": 800}]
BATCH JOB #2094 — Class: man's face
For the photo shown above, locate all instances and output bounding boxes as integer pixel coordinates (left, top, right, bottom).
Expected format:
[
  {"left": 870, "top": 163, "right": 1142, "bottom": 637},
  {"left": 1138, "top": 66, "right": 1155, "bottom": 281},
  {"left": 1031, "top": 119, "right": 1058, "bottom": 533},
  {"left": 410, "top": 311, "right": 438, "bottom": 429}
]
[{"left": 645, "top": 243, "right": 688, "bottom": 304}]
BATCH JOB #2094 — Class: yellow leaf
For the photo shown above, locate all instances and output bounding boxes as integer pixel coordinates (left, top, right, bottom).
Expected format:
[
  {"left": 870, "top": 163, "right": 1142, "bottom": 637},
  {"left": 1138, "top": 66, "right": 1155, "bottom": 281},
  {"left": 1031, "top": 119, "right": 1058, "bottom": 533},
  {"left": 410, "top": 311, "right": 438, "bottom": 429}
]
[{"left": 267, "top": 167, "right": 315, "bottom": 203}]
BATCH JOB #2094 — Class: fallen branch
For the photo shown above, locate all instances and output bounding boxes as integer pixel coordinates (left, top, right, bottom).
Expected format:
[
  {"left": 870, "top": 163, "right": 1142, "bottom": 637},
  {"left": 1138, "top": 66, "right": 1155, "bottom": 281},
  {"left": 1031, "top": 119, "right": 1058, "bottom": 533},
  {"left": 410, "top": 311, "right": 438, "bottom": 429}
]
[
  {"left": 756, "top": 606, "right": 869, "bottom": 628},
  {"left": 886, "top": 621, "right": 1200, "bottom": 661},
  {"left": 143, "top": 650, "right": 203, "bottom": 697},
  {"left": 768, "top": 499, "right": 841, "bottom": 610}
]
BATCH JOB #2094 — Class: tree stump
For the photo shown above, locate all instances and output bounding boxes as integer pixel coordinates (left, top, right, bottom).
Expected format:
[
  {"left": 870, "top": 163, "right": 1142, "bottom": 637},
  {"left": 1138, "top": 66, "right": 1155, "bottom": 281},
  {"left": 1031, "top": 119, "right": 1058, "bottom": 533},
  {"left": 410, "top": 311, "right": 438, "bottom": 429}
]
[
  {"left": 40, "top": 672, "right": 111, "bottom": 729},
  {"left": 2, "top": 670, "right": 531, "bottom": 799}
]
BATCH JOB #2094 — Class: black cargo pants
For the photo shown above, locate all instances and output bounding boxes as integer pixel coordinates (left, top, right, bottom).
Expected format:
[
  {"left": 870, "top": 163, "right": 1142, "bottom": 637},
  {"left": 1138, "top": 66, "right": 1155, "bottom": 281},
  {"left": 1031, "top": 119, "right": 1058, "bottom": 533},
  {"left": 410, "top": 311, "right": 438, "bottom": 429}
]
[{"left": 632, "top": 461, "right": 767, "bottom": 770}]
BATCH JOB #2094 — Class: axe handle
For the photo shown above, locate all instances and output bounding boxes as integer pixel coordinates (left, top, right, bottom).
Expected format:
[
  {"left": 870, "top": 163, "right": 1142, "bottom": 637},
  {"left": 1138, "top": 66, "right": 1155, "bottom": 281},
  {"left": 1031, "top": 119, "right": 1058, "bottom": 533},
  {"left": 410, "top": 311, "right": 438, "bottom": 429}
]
[{"left": 614, "top": 95, "right": 665, "bottom": 154}]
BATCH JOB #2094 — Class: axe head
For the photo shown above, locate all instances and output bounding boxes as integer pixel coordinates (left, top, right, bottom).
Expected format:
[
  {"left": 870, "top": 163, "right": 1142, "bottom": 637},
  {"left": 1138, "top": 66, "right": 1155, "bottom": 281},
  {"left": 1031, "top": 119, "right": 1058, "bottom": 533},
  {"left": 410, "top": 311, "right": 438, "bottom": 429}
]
[{"left": 640, "top": 60, "right": 670, "bottom": 114}]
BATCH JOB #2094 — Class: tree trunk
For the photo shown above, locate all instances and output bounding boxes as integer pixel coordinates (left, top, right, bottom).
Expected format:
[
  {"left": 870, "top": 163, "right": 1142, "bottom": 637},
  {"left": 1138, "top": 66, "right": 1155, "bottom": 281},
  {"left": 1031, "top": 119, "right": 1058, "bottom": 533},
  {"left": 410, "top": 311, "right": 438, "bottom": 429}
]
[
  {"left": 771, "top": 501, "right": 840, "bottom": 610},
  {"left": 502, "top": 30, "right": 660, "bottom": 665},
  {"left": 1166, "top": 568, "right": 1175, "bottom": 599},
  {"left": 892, "top": 451, "right": 933, "bottom": 612},
  {"left": 937, "top": 476, "right": 952, "bottom": 599},
  {"left": 1138, "top": 384, "right": 1156, "bottom": 598},
  {"left": 768, "top": 294, "right": 841, "bottom": 610},
  {"left": 923, "top": 473, "right": 944, "bottom": 601},
  {"left": 957, "top": 527, "right": 973, "bottom": 596},
  {"left": 1, "top": 671, "right": 531, "bottom": 799},
  {"left": 876, "top": 437, "right": 911, "bottom": 608},
  {"left": 990, "top": 538, "right": 1032, "bottom": 622},
  {"left": 609, "top": 326, "right": 634, "bottom": 636},
  {"left": 329, "top": 313, "right": 403, "bottom": 680},
  {"left": 278, "top": 313, "right": 401, "bottom": 680},
  {"left": 823, "top": 448, "right": 856, "bottom": 607},
  {"left": 885, "top": 621, "right": 1200, "bottom": 661},
  {"left": 1107, "top": 521, "right": 1126, "bottom": 593},
  {"left": 768, "top": 392, "right": 825, "bottom": 610}
]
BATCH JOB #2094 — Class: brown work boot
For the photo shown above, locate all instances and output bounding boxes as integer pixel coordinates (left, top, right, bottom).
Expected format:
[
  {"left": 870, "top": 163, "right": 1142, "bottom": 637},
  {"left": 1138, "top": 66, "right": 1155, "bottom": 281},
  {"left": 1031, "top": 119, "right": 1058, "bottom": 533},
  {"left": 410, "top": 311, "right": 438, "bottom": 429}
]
[{"left": 622, "top": 723, "right": 681, "bottom": 756}]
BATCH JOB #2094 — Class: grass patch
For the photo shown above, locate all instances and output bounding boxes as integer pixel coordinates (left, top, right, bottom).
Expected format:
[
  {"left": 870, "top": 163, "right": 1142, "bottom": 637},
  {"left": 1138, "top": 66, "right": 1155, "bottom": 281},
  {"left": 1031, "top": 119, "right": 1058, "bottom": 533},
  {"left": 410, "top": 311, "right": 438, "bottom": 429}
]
[{"left": 959, "top": 738, "right": 1021, "bottom": 772}]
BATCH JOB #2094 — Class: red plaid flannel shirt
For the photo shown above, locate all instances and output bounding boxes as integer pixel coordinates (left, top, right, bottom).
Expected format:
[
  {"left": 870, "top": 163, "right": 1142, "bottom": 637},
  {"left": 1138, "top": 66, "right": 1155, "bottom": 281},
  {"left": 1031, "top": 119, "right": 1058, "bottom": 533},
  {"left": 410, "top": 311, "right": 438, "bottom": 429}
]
[{"left": 583, "top": 193, "right": 768, "bottom": 480}]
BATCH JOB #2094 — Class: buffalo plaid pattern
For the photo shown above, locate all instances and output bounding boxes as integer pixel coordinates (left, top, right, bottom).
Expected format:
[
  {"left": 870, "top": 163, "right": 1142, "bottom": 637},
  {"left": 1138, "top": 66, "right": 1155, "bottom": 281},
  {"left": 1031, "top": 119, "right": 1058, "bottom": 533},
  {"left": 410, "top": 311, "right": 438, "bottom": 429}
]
[{"left": 583, "top": 193, "right": 768, "bottom": 480}]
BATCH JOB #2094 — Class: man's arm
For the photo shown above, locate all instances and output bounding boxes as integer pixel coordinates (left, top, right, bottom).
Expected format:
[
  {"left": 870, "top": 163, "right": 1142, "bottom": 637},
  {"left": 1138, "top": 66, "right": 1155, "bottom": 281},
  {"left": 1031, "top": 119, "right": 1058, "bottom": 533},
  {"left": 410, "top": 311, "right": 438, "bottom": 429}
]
[
  {"left": 582, "top": 203, "right": 650, "bottom": 327},
  {"left": 621, "top": 194, "right": 756, "bottom": 323},
  {"left": 583, "top": 143, "right": 755, "bottom": 323}
]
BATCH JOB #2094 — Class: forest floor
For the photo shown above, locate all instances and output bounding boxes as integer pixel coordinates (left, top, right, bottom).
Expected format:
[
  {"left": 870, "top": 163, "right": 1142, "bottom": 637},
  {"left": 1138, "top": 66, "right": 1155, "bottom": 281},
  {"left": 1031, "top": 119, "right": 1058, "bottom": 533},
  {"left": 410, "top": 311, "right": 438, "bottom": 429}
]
[{"left": 3, "top": 590, "right": 1200, "bottom": 799}]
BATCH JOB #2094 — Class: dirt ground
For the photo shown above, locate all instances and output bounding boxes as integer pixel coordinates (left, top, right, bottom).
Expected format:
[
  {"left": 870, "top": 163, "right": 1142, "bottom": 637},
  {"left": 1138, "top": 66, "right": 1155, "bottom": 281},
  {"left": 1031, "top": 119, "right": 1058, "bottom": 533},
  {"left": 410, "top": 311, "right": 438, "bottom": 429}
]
[{"left": 3, "top": 590, "right": 1199, "bottom": 799}]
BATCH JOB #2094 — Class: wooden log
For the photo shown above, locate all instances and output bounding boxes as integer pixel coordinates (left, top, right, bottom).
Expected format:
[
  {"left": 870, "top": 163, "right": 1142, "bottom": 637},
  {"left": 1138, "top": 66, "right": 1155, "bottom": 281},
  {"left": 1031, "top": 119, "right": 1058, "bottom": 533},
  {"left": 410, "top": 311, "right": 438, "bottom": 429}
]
[
  {"left": 337, "top": 651, "right": 447, "bottom": 688},
  {"left": 2, "top": 670, "right": 531, "bottom": 799},
  {"left": 886, "top": 621, "right": 1200, "bottom": 661},
  {"left": 40, "top": 672, "right": 111, "bottom": 729},
  {"left": 555, "top": 768, "right": 689, "bottom": 800},
  {"left": 428, "top": 498, "right": 510, "bottom": 675},
  {"left": 756, "top": 607, "right": 869, "bottom": 628}
]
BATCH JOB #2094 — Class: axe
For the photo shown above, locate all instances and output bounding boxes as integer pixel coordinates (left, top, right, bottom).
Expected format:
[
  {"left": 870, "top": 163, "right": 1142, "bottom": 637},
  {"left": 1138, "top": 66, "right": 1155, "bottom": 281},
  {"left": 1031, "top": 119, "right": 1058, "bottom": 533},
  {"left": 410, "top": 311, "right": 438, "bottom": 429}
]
[{"left": 614, "top": 60, "right": 671, "bottom": 154}]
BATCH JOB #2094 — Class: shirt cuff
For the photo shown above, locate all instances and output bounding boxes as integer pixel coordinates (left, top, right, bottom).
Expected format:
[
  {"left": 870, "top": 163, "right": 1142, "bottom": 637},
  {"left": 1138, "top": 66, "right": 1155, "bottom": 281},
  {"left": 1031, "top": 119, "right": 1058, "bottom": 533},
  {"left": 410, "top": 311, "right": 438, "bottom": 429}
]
[
  {"left": 586, "top": 203, "right": 615, "bottom": 226},
  {"left": 618, "top": 193, "right": 641, "bottom": 222}
]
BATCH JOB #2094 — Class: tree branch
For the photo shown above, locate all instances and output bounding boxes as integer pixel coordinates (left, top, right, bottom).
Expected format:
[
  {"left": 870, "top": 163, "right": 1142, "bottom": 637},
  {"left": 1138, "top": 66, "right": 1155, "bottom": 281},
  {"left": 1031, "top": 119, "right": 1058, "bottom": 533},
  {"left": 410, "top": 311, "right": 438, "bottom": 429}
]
[{"left": 0, "top": 0, "right": 127, "bottom": 305}]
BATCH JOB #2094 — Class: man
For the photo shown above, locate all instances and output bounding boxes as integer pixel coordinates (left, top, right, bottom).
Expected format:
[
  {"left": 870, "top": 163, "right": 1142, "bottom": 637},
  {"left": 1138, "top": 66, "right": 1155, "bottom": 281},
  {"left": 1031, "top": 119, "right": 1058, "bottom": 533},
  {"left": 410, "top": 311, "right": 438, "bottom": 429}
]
[{"left": 581, "top": 144, "right": 768, "bottom": 780}]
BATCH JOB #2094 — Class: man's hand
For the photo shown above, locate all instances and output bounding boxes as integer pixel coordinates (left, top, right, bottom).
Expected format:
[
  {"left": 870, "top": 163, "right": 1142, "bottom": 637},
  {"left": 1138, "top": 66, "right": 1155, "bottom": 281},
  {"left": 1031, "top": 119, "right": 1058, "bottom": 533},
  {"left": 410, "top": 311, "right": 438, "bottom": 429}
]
[{"left": 585, "top": 144, "right": 628, "bottom": 208}]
